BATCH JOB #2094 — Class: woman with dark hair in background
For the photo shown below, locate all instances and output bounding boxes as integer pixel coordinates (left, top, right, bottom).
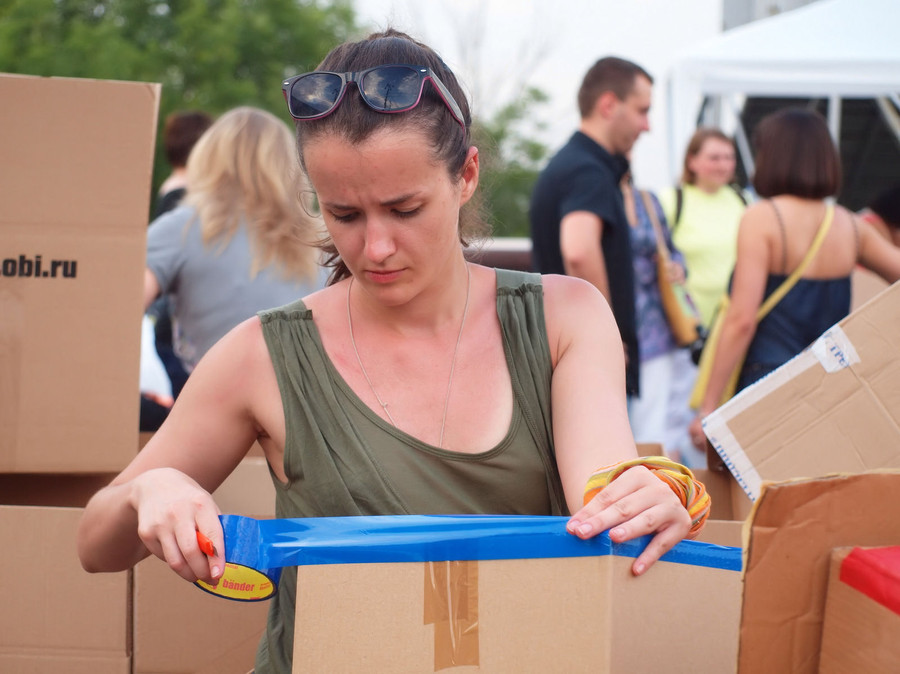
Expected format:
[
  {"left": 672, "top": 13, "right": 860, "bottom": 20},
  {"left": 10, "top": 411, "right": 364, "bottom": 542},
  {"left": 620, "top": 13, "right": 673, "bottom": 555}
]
[
  {"left": 79, "top": 30, "right": 705, "bottom": 673},
  {"left": 154, "top": 110, "right": 214, "bottom": 218},
  {"left": 689, "top": 108, "right": 900, "bottom": 451}
]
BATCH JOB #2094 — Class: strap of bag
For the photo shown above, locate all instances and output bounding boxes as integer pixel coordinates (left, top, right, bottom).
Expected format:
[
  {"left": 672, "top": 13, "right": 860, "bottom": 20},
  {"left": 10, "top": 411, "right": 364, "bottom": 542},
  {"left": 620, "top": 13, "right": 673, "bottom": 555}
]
[
  {"left": 640, "top": 189, "right": 670, "bottom": 261},
  {"left": 755, "top": 203, "right": 835, "bottom": 321}
]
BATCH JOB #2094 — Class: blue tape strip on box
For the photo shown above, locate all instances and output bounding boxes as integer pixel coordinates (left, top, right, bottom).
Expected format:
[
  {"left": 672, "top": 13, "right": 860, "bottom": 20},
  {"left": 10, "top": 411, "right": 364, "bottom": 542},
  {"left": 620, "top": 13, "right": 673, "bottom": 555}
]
[{"left": 196, "top": 514, "right": 740, "bottom": 601}]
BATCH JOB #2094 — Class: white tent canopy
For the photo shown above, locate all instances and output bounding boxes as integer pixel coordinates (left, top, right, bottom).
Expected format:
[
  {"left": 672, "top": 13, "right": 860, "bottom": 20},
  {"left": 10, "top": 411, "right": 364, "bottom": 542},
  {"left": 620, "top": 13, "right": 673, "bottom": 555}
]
[{"left": 666, "top": 0, "right": 900, "bottom": 182}]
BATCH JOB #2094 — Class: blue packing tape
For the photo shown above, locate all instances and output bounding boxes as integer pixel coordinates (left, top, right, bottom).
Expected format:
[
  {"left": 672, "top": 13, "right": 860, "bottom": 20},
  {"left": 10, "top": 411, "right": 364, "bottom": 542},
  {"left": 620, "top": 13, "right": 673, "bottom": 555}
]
[{"left": 220, "top": 513, "right": 741, "bottom": 573}]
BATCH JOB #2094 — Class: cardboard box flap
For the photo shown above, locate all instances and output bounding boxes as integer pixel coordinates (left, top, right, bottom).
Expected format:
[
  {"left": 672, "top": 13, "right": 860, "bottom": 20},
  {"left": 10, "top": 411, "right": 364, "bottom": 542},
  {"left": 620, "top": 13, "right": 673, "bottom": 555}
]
[
  {"left": 819, "top": 546, "right": 900, "bottom": 673},
  {"left": 739, "top": 471, "right": 900, "bottom": 673},
  {"left": 705, "top": 280, "right": 900, "bottom": 500},
  {"left": 0, "top": 73, "right": 161, "bottom": 472},
  {"left": 838, "top": 546, "right": 900, "bottom": 615},
  {"left": 1, "top": 74, "right": 161, "bottom": 230}
]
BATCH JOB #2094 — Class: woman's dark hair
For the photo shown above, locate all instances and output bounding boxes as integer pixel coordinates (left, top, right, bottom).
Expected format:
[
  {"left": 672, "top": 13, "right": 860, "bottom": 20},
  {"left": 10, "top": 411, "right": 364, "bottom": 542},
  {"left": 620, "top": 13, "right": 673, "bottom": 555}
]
[
  {"left": 751, "top": 108, "right": 841, "bottom": 199},
  {"left": 163, "top": 110, "right": 214, "bottom": 168},
  {"left": 293, "top": 29, "right": 486, "bottom": 282}
]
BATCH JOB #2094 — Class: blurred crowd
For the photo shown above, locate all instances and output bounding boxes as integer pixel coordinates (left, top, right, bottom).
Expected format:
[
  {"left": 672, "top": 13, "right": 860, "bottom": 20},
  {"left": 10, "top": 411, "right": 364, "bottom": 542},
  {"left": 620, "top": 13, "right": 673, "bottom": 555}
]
[{"left": 138, "top": 52, "right": 900, "bottom": 472}]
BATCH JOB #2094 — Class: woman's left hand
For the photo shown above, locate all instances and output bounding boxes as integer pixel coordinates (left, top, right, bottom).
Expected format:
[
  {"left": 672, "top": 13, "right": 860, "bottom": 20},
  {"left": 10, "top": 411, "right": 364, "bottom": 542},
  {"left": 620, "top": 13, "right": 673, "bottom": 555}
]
[
  {"left": 689, "top": 415, "right": 707, "bottom": 451},
  {"left": 565, "top": 465, "right": 692, "bottom": 575}
]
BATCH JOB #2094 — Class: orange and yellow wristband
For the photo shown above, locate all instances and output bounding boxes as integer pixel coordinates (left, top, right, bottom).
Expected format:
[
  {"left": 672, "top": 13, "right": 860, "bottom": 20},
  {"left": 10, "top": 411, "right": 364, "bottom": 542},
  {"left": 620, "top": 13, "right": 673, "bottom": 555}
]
[{"left": 583, "top": 456, "right": 711, "bottom": 536}]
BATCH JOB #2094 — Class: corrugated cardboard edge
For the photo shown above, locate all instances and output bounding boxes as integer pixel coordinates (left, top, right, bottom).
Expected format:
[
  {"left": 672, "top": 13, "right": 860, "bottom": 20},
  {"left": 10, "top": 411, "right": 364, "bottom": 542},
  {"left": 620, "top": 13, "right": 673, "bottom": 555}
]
[
  {"left": 703, "top": 348, "right": 821, "bottom": 501},
  {"left": 819, "top": 546, "right": 900, "bottom": 673},
  {"left": 738, "top": 471, "right": 900, "bottom": 673}
]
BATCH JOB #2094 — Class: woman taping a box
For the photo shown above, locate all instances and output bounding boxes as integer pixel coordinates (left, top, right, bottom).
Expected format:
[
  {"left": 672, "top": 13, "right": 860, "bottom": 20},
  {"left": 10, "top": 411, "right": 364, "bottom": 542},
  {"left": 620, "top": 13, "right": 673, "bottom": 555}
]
[{"left": 77, "top": 29, "right": 708, "bottom": 673}]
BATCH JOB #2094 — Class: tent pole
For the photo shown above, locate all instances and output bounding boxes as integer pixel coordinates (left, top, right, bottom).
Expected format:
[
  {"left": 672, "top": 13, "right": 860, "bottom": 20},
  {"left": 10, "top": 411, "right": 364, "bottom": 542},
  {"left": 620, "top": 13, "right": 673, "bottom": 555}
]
[
  {"left": 877, "top": 96, "right": 900, "bottom": 147},
  {"left": 828, "top": 95, "right": 842, "bottom": 144},
  {"left": 728, "top": 96, "right": 754, "bottom": 180}
]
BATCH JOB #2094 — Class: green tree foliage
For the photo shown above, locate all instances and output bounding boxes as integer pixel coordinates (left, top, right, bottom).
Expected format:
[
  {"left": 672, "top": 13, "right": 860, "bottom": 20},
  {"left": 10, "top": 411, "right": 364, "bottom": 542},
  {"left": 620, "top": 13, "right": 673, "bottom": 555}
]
[
  {"left": 0, "top": 0, "right": 359, "bottom": 198},
  {"left": 0, "top": 1, "right": 548, "bottom": 235},
  {"left": 473, "top": 86, "right": 550, "bottom": 237}
]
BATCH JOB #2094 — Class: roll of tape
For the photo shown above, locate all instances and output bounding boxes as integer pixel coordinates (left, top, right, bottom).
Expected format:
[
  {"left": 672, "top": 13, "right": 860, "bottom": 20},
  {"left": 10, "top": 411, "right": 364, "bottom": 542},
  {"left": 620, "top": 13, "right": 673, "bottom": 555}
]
[{"left": 194, "top": 515, "right": 281, "bottom": 601}]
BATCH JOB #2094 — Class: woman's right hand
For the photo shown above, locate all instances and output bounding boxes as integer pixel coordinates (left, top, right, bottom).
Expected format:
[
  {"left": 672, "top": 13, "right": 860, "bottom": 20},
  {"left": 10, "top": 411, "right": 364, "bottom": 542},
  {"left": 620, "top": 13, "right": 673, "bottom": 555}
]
[{"left": 130, "top": 467, "right": 225, "bottom": 584}]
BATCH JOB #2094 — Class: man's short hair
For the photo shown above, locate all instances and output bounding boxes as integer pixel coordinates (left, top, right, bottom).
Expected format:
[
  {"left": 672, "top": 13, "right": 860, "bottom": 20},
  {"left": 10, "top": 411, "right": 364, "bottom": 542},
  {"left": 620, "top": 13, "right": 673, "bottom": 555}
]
[{"left": 577, "top": 57, "right": 653, "bottom": 119}]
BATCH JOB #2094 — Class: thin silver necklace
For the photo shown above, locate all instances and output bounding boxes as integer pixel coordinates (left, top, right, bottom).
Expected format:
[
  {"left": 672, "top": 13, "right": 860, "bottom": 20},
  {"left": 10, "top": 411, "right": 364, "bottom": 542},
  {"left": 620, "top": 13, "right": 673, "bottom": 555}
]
[{"left": 347, "top": 263, "right": 471, "bottom": 449}]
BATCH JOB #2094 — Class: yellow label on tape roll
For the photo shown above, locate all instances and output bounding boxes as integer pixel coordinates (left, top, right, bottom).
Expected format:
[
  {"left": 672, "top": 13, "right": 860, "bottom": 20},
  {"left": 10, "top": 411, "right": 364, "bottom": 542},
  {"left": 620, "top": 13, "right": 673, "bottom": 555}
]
[{"left": 195, "top": 562, "right": 277, "bottom": 602}]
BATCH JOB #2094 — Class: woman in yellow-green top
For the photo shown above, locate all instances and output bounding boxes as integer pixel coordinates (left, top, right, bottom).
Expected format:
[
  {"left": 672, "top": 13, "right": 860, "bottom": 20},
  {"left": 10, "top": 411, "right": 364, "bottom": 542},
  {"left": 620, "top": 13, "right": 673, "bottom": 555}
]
[
  {"left": 659, "top": 128, "right": 750, "bottom": 327},
  {"left": 659, "top": 128, "right": 748, "bottom": 469}
]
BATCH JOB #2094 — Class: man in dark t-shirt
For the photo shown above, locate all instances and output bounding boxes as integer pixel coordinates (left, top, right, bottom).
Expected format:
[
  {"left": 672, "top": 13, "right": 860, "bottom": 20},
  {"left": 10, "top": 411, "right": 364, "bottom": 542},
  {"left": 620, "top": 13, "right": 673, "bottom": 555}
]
[{"left": 529, "top": 56, "right": 653, "bottom": 397}]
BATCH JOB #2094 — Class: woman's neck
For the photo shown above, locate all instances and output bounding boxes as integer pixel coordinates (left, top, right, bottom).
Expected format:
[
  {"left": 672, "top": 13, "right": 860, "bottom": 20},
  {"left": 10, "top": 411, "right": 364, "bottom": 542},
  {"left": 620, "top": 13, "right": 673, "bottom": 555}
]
[{"left": 693, "top": 180, "right": 726, "bottom": 195}]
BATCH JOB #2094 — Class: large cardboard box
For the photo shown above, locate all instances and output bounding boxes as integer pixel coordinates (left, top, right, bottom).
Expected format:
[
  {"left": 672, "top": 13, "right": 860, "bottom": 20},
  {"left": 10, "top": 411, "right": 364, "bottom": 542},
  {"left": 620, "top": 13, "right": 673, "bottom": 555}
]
[
  {"left": 703, "top": 280, "right": 900, "bottom": 501},
  {"left": 132, "top": 457, "right": 275, "bottom": 674},
  {"left": 0, "top": 496, "right": 130, "bottom": 672},
  {"left": 0, "top": 73, "right": 160, "bottom": 472},
  {"left": 819, "top": 546, "right": 900, "bottom": 673},
  {"left": 275, "top": 517, "right": 743, "bottom": 673},
  {"left": 738, "top": 471, "right": 900, "bottom": 673}
]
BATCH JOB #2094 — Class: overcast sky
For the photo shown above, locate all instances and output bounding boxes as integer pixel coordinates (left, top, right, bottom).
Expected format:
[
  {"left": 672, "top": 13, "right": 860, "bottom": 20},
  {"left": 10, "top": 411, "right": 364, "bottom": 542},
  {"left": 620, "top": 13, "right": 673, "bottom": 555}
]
[{"left": 353, "top": 0, "right": 722, "bottom": 191}]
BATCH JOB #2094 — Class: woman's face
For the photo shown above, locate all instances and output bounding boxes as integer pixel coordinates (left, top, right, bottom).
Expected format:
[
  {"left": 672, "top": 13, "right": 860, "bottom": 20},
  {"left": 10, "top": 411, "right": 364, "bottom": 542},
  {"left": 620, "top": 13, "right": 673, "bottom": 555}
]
[
  {"left": 303, "top": 127, "right": 478, "bottom": 301},
  {"left": 688, "top": 137, "right": 736, "bottom": 191}
]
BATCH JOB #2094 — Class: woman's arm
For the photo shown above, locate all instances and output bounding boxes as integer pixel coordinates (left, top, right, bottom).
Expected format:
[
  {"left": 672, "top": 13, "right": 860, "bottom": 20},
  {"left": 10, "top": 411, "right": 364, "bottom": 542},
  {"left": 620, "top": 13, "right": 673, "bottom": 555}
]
[
  {"left": 858, "top": 216, "right": 900, "bottom": 284},
  {"left": 542, "top": 275, "right": 691, "bottom": 575},
  {"left": 76, "top": 317, "right": 274, "bottom": 583}
]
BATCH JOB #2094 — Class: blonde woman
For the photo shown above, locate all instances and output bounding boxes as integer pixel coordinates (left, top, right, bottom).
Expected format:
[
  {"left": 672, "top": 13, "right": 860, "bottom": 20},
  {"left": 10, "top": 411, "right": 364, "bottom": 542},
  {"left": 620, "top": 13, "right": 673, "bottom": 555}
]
[{"left": 143, "top": 106, "right": 325, "bottom": 373}]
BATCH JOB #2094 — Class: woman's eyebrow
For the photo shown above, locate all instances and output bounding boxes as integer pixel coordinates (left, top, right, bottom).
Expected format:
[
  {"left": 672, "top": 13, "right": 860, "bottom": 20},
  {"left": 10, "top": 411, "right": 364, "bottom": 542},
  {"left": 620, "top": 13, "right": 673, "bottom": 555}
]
[{"left": 323, "top": 192, "right": 421, "bottom": 210}]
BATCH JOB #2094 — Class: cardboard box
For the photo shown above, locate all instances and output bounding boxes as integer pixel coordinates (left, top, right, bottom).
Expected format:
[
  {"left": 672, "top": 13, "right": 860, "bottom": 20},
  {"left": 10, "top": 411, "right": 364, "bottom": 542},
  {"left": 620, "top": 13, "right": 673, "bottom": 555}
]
[
  {"left": 0, "top": 503, "right": 131, "bottom": 673},
  {"left": 851, "top": 266, "right": 889, "bottom": 312},
  {"left": 132, "top": 457, "right": 275, "bottom": 674},
  {"left": 283, "top": 518, "right": 742, "bottom": 673},
  {"left": 819, "top": 546, "right": 900, "bottom": 673},
  {"left": 0, "top": 73, "right": 160, "bottom": 472},
  {"left": 703, "top": 280, "right": 900, "bottom": 501},
  {"left": 738, "top": 471, "right": 900, "bottom": 673}
]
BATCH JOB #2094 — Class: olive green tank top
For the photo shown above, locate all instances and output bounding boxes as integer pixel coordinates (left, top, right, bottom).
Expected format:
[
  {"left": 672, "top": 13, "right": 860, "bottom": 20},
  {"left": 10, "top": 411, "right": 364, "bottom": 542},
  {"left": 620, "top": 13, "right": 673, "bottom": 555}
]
[{"left": 253, "top": 268, "right": 565, "bottom": 673}]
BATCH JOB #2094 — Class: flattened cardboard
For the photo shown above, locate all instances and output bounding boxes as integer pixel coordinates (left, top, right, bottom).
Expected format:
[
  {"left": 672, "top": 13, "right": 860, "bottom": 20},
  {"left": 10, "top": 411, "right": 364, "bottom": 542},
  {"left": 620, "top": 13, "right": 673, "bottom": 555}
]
[
  {"left": 293, "top": 542, "right": 742, "bottom": 672},
  {"left": 739, "top": 471, "right": 900, "bottom": 673},
  {"left": 704, "top": 280, "right": 900, "bottom": 501},
  {"left": 819, "top": 546, "right": 900, "bottom": 673},
  {"left": 0, "top": 73, "right": 160, "bottom": 472},
  {"left": 0, "top": 505, "right": 130, "bottom": 672}
]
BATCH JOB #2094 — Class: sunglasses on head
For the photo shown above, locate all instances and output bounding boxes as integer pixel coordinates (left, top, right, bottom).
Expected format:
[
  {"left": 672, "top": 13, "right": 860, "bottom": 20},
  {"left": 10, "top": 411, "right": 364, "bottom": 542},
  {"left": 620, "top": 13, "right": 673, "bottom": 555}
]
[{"left": 281, "top": 64, "right": 466, "bottom": 129}]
